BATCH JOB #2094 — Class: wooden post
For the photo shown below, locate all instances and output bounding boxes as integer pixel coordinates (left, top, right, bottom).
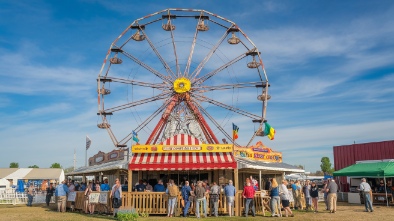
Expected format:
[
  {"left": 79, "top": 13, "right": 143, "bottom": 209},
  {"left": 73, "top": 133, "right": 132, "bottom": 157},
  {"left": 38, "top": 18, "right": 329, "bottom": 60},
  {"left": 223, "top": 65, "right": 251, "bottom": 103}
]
[
  {"left": 128, "top": 170, "right": 132, "bottom": 191},
  {"left": 234, "top": 168, "right": 239, "bottom": 191},
  {"left": 128, "top": 169, "right": 132, "bottom": 208},
  {"left": 234, "top": 168, "right": 239, "bottom": 216}
]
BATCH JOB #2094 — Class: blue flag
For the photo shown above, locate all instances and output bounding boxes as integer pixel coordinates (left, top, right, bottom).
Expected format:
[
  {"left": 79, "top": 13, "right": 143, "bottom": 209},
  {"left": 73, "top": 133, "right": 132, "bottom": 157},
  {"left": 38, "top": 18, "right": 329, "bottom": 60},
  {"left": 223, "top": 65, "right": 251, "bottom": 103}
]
[{"left": 132, "top": 131, "right": 139, "bottom": 143}]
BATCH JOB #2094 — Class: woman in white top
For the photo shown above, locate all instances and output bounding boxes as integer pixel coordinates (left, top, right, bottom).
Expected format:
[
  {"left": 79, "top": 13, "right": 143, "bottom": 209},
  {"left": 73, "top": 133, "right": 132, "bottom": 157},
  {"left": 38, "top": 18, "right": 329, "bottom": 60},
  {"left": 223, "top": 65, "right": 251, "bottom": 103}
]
[{"left": 279, "top": 180, "right": 294, "bottom": 217}]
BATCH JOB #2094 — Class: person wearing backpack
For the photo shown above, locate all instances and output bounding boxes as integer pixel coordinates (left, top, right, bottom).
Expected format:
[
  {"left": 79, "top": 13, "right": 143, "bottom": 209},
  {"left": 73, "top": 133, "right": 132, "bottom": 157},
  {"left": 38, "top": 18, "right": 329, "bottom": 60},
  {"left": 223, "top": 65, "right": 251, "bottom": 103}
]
[
  {"left": 110, "top": 178, "right": 122, "bottom": 217},
  {"left": 166, "top": 179, "right": 179, "bottom": 217}
]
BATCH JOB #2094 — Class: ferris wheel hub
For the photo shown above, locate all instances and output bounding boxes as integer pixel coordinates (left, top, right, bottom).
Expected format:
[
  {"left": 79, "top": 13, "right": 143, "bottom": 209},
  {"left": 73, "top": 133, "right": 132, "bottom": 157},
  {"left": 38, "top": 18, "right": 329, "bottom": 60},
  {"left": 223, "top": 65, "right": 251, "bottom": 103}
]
[{"left": 173, "top": 77, "right": 191, "bottom": 93}]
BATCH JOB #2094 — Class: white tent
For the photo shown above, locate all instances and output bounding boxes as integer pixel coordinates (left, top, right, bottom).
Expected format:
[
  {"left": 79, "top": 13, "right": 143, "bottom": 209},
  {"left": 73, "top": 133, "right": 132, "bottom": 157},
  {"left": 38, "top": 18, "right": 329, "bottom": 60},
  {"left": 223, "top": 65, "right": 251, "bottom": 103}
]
[
  {"left": 0, "top": 168, "right": 65, "bottom": 185},
  {"left": 0, "top": 178, "right": 10, "bottom": 189}
]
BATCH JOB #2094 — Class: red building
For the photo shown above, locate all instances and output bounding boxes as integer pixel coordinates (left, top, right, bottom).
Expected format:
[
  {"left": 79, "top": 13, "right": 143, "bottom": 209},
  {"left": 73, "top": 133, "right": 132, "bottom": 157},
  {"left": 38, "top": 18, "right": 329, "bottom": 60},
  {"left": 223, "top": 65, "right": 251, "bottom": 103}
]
[{"left": 333, "top": 140, "right": 394, "bottom": 192}]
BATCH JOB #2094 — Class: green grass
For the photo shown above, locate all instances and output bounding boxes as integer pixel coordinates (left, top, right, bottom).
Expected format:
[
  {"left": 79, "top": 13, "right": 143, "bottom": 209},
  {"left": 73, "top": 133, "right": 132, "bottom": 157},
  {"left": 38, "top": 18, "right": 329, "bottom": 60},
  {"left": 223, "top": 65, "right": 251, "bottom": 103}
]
[{"left": 0, "top": 202, "right": 393, "bottom": 221}]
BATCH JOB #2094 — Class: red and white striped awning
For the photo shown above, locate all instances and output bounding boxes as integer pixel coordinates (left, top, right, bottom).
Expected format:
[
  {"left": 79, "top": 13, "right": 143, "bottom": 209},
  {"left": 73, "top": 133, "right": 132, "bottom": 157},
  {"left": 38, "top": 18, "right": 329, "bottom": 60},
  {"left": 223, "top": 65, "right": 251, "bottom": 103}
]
[
  {"left": 129, "top": 134, "right": 236, "bottom": 170},
  {"left": 129, "top": 152, "right": 236, "bottom": 171}
]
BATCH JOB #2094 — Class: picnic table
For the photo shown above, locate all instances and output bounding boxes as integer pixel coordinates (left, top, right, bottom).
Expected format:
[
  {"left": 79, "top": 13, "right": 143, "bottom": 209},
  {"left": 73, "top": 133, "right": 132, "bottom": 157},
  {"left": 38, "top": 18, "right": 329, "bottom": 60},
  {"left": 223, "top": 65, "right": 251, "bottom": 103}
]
[{"left": 372, "top": 193, "right": 393, "bottom": 205}]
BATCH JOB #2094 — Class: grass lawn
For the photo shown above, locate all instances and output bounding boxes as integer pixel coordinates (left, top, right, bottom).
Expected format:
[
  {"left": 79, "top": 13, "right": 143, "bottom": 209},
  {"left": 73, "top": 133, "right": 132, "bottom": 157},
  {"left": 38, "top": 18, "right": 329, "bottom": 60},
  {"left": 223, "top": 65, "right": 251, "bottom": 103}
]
[{"left": 0, "top": 202, "right": 393, "bottom": 221}]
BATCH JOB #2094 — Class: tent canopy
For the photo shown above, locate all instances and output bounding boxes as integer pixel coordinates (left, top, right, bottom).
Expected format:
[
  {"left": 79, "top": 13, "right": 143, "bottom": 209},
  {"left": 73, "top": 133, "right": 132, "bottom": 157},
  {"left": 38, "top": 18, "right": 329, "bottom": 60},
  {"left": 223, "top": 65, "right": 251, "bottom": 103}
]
[
  {"left": 0, "top": 168, "right": 65, "bottom": 183},
  {"left": 0, "top": 178, "right": 10, "bottom": 189},
  {"left": 333, "top": 161, "right": 394, "bottom": 177}
]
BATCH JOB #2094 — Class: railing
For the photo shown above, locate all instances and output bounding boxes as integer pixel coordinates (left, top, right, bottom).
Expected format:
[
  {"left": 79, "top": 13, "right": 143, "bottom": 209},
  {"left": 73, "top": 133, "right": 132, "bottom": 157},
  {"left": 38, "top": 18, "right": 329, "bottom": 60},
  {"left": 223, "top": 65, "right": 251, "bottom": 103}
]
[
  {"left": 120, "top": 191, "right": 271, "bottom": 216},
  {"left": 0, "top": 189, "right": 56, "bottom": 205},
  {"left": 1, "top": 189, "right": 328, "bottom": 215}
]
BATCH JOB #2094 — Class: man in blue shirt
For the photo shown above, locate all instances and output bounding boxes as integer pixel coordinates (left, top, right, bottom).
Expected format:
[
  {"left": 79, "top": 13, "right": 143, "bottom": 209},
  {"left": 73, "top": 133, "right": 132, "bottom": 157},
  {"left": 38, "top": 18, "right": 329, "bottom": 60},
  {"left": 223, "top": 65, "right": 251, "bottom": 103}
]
[
  {"left": 181, "top": 181, "right": 192, "bottom": 217},
  {"left": 135, "top": 180, "right": 146, "bottom": 192},
  {"left": 224, "top": 180, "right": 236, "bottom": 216},
  {"left": 100, "top": 179, "right": 110, "bottom": 191},
  {"left": 154, "top": 179, "right": 165, "bottom": 192},
  {"left": 55, "top": 180, "right": 69, "bottom": 212}
]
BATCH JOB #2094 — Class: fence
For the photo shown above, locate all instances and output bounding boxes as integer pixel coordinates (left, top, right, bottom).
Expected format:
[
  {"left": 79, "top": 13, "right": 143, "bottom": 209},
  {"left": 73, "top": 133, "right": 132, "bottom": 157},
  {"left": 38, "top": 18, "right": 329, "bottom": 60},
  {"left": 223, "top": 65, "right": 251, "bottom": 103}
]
[
  {"left": 0, "top": 189, "right": 56, "bottom": 205},
  {"left": 0, "top": 189, "right": 328, "bottom": 215}
]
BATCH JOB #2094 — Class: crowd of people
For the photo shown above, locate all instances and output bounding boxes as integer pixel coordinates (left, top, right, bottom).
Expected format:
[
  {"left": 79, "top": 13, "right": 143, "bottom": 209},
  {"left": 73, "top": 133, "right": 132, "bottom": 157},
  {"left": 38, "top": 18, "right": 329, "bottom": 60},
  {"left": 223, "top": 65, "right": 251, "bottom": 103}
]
[
  {"left": 25, "top": 178, "right": 122, "bottom": 217},
  {"left": 263, "top": 177, "right": 342, "bottom": 217},
  {"left": 25, "top": 175, "right": 392, "bottom": 217}
]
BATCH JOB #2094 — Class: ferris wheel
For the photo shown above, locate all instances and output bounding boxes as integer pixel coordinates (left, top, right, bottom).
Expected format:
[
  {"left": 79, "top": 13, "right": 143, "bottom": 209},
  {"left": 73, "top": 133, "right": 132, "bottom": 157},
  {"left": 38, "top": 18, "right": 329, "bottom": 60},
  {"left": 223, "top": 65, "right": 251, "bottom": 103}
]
[{"left": 97, "top": 9, "right": 271, "bottom": 148}]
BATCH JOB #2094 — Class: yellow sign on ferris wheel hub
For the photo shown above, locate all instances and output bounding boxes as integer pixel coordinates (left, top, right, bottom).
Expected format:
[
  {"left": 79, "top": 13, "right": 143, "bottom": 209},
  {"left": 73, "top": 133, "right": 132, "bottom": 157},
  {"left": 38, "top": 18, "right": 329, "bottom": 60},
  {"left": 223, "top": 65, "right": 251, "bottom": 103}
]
[{"left": 173, "top": 77, "right": 191, "bottom": 93}]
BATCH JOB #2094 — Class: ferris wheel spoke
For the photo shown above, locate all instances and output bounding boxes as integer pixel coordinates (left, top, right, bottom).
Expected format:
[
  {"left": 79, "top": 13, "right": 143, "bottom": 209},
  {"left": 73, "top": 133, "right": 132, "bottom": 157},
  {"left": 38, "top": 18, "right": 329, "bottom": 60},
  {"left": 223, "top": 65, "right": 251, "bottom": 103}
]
[
  {"left": 193, "top": 52, "right": 247, "bottom": 85},
  {"left": 101, "top": 92, "right": 172, "bottom": 114},
  {"left": 193, "top": 81, "right": 268, "bottom": 92},
  {"left": 163, "top": 11, "right": 181, "bottom": 77},
  {"left": 193, "top": 94, "right": 261, "bottom": 120},
  {"left": 189, "top": 27, "right": 231, "bottom": 80},
  {"left": 117, "top": 47, "right": 171, "bottom": 83},
  {"left": 183, "top": 16, "right": 202, "bottom": 77},
  {"left": 134, "top": 98, "right": 172, "bottom": 133},
  {"left": 194, "top": 101, "right": 240, "bottom": 146},
  {"left": 100, "top": 116, "right": 120, "bottom": 146},
  {"left": 100, "top": 76, "right": 170, "bottom": 90},
  {"left": 139, "top": 27, "right": 177, "bottom": 80},
  {"left": 118, "top": 99, "right": 171, "bottom": 145}
]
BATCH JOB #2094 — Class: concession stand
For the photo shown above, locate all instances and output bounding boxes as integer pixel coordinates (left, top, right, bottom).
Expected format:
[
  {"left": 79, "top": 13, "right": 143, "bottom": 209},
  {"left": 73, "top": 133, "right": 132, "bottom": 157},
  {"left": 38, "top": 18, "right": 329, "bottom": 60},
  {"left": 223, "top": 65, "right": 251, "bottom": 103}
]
[{"left": 123, "top": 135, "right": 303, "bottom": 216}]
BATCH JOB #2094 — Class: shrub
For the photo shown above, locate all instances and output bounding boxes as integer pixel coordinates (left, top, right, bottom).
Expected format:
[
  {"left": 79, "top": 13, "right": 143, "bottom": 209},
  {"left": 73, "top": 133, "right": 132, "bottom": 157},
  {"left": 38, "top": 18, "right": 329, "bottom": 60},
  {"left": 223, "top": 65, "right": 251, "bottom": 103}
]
[{"left": 117, "top": 208, "right": 139, "bottom": 221}]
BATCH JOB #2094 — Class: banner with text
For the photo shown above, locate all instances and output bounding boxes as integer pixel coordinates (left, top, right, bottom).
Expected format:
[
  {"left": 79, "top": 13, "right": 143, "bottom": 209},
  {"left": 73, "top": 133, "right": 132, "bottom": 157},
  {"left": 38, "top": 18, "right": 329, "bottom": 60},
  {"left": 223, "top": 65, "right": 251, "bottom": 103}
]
[
  {"left": 132, "top": 144, "right": 233, "bottom": 153},
  {"left": 234, "top": 141, "right": 282, "bottom": 163}
]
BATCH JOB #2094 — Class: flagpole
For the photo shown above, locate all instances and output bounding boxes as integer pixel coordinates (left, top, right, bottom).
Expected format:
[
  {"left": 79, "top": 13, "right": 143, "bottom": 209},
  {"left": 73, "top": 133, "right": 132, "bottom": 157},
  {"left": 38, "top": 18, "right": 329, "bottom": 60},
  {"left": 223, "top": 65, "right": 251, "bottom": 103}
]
[
  {"left": 85, "top": 147, "right": 87, "bottom": 167},
  {"left": 232, "top": 132, "right": 235, "bottom": 156}
]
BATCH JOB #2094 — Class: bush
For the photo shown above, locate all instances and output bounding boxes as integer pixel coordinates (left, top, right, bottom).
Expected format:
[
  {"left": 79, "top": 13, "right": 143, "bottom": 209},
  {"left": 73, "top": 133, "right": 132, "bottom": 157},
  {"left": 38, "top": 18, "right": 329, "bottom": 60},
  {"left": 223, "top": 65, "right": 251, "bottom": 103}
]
[{"left": 117, "top": 208, "right": 139, "bottom": 221}]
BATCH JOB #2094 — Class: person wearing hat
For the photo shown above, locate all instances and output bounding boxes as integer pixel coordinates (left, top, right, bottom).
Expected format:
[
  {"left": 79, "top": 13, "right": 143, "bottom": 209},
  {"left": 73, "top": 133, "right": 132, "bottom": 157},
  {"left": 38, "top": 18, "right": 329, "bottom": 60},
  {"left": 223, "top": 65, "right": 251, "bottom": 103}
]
[
  {"left": 224, "top": 180, "right": 236, "bottom": 217},
  {"left": 358, "top": 178, "right": 373, "bottom": 212}
]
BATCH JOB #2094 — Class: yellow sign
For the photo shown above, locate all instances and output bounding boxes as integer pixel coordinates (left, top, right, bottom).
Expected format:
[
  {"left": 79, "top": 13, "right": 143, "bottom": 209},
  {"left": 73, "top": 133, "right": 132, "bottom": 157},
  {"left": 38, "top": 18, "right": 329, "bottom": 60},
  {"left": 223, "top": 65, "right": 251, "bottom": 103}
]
[
  {"left": 132, "top": 144, "right": 233, "bottom": 153},
  {"left": 234, "top": 141, "right": 282, "bottom": 163},
  {"left": 173, "top": 77, "right": 191, "bottom": 93}
]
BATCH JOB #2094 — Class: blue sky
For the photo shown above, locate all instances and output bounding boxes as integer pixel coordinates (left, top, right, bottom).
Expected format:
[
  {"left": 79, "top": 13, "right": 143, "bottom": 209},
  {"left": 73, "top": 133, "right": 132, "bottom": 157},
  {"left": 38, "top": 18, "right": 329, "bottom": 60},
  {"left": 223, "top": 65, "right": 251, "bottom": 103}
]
[{"left": 0, "top": 0, "right": 393, "bottom": 173}]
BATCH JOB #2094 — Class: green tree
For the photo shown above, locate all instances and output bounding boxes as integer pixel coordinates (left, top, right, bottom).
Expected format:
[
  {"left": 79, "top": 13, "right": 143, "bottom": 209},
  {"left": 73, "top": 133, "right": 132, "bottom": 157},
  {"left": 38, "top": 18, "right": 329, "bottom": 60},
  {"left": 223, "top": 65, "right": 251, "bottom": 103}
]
[
  {"left": 320, "top": 157, "right": 334, "bottom": 175},
  {"left": 9, "top": 162, "right": 19, "bottom": 168},
  {"left": 50, "top": 163, "right": 62, "bottom": 168},
  {"left": 295, "top": 165, "right": 304, "bottom": 169},
  {"left": 28, "top": 165, "right": 39, "bottom": 168}
]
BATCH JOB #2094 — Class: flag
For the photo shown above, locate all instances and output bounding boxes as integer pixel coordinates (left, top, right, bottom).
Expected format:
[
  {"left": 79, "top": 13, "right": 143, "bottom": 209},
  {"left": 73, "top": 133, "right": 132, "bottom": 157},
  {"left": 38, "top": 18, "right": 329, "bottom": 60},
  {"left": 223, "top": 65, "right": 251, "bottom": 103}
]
[
  {"left": 86, "top": 136, "right": 92, "bottom": 150},
  {"left": 132, "top": 131, "right": 140, "bottom": 144},
  {"left": 232, "top": 123, "right": 239, "bottom": 140},
  {"left": 264, "top": 122, "right": 276, "bottom": 140}
]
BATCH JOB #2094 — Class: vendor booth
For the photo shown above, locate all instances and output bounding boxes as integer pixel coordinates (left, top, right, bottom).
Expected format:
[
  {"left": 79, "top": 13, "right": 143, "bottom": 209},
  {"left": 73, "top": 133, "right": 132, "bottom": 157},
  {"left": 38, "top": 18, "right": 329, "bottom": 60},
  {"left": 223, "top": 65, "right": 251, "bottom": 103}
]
[
  {"left": 333, "top": 160, "right": 394, "bottom": 206},
  {"left": 123, "top": 135, "right": 303, "bottom": 216}
]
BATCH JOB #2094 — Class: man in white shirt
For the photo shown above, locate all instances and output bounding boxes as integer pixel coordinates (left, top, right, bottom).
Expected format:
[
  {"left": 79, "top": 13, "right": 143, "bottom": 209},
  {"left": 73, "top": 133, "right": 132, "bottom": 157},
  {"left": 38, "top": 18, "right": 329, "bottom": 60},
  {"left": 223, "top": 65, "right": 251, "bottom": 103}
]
[{"left": 358, "top": 178, "right": 373, "bottom": 212}]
